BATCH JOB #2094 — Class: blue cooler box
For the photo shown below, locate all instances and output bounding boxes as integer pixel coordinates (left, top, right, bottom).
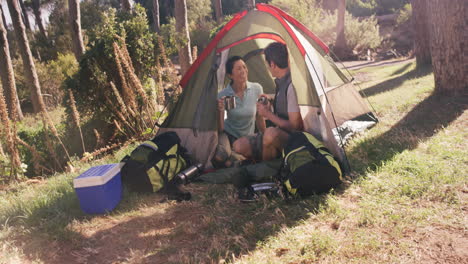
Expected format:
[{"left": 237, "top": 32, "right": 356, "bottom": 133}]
[{"left": 73, "top": 163, "right": 123, "bottom": 214}]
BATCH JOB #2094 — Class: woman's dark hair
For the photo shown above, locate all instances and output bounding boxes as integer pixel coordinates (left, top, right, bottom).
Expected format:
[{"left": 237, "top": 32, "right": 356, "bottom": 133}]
[
  {"left": 225, "top": 56, "right": 243, "bottom": 75},
  {"left": 264, "top": 42, "right": 288, "bottom": 69}
]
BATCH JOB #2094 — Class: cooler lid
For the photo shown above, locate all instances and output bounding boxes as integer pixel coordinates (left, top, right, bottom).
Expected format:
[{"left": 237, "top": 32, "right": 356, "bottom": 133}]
[{"left": 73, "top": 163, "right": 123, "bottom": 188}]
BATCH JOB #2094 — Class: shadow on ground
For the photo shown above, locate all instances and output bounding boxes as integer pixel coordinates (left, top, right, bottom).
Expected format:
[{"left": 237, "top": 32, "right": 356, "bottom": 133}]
[
  {"left": 359, "top": 63, "right": 432, "bottom": 98},
  {"left": 349, "top": 92, "right": 467, "bottom": 175}
]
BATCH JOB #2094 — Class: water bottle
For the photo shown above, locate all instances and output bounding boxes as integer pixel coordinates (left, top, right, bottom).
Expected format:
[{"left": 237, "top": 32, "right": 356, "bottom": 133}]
[{"left": 176, "top": 163, "right": 204, "bottom": 185}]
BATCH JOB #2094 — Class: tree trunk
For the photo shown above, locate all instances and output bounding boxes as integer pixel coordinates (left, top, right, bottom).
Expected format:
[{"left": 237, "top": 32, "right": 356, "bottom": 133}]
[
  {"left": 427, "top": 0, "right": 467, "bottom": 94},
  {"left": 32, "top": 0, "right": 47, "bottom": 38},
  {"left": 18, "top": 0, "right": 31, "bottom": 30},
  {"left": 212, "top": 0, "right": 223, "bottom": 23},
  {"left": 152, "top": 0, "right": 160, "bottom": 33},
  {"left": 121, "top": 0, "right": 131, "bottom": 11},
  {"left": 0, "top": 76, "right": 21, "bottom": 178},
  {"left": 68, "top": 0, "right": 85, "bottom": 60},
  {"left": 175, "top": 0, "right": 192, "bottom": 75},
  {"left": 0, "top": 4, "right": 7, "bottom": 27},
  {"left": 0, "top": 6, "right": 23, "bottom": 121},
  {"left": 322, "top": 0, "right": 338, "bottom": 11},
  {"left": 6, "top": 0, "right": 45, "bottom": 113},
  {"left": 334, "top": 0, "right": 348, "bottom": 59},
  {"left": 245, "top": 0, "right": 255, "bottom": 10},
  {"left": 411, "top": 0, "right": 431, "bottom": 66}
]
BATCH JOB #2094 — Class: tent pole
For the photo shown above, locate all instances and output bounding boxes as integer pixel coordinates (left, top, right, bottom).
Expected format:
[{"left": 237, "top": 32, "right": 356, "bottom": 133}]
[{"left": 305, "top": 53, "right": 351, "bottom": 173}]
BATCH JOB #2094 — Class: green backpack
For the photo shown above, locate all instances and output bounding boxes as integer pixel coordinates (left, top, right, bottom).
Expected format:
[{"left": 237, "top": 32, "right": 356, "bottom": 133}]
[
  {"left": 281, "top": 131, "right": 343, "bottom": 196},
  {"left": 121, "top": 132, "right": 189, "bottom": 194}
]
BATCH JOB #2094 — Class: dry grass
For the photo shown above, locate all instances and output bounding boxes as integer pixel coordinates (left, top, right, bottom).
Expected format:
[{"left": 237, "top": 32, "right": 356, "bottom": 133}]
[
  {"left": 68, "top": 90, "right": 86, "bottom": 153},
  {"left": 0, "top": 83, "right": 21, "bottom": 181}
]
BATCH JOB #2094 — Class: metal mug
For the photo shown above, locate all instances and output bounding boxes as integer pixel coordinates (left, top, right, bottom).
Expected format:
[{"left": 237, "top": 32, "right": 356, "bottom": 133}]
[{"left": 224, "top": 96, "right": 236, "bottom": 110}]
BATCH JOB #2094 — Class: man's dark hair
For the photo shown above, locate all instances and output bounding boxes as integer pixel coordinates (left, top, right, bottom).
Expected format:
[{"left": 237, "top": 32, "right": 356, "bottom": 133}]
[
  {"left": 225, "top": 56, "right": 243, "bottom": 75},
  {"left": 264, "top": 42, "right": 288, "bottom": 69}
]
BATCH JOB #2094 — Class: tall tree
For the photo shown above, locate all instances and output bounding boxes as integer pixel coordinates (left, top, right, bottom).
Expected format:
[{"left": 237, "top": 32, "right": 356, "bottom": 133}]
[
  {"left": 68, "top": 0, "right": 84, "bottom": 60},
  {"left": 18, "top": 0, "right": 31, "bottom": 30},
  {"left": 0, "top": 5, "right": 23, "bottom": 120},
  {"left": 152, "top": 0, "right": 160, "bottom": 32},
  {"left": 427, "top": 0, "right": 466, "bottom": 94},
  {"left": 31, "top": 0, "right": 46, "bottom": 38},
  {"left": 121, "top": 0, "right": 131, "bottom": 11},
  {"left": 6, "top": 0, "right": 45, "bottom": 113},
  {"left": 7, "top": 0, "right": 71, "bottom": 165},
  {"left": 175, "top": 0, "right": 192, "bottom": 75},
  {"left": 410, "top": 0, "right": 431, "bottom": 66},
  {"left": 322, "top": 0, "right": 338, "bottom": 11},
  {"left": 0, "top": 4, "right": 7, "bottom": 27},
  {"left": 0, "top": 75, "right": 21, "bottom": 179},
  {"left": 212, "top": 0, "right": 223, "bottom": 23},
  {"left": 245, "top": 0, "right": 255, "bottom": 10},
  {"left": 334, "top": 0, "right": 348, "bottom": 59}
]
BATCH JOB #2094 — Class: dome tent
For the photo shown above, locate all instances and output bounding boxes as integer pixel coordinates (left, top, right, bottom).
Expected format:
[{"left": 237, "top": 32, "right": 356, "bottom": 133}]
[{"left": 159, "top": 3, "right": 377, "bottom": 169}]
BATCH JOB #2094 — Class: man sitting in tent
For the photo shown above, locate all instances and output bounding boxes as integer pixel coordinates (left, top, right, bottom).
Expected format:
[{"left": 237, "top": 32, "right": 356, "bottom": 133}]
[{"left": 233, "top": 42, "right": 303, "bottom": 162}]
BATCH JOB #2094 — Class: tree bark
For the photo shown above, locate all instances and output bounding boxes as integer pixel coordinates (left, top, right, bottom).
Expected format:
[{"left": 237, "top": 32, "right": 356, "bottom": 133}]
[
  {"left": 152, "top": 0, "right": 160, "bottom": 33},
  {"left": 411, "top": 0, "right": 431, "bottom": 66},
  {"left": 322, "top": 0, "right": 338, "bottom": 11},
  {"left": 6, "top": 0, "right": 46, "bottom": 113},
  {"left": 212, "top": 0, "right": 223, "bottom": 23},
  {"left": 0, "top": 76, "right": 21, "bottom": 177},
  {"left": 175, "top": 0, "right": 192, "bottom": 75},
  {"left": 121, "top": 0, "right": 131, "bottom": 11},
  {"left": 334, "top": 0, "right": 348, "bottom": 59},
  {"left": 18, "top": 0, "right": 31, "bottom": 30},
  {"left": 427, "top": 0, "right": 467, "bottom": 94},
  {"left": 245, "top": 0, "right": 255, "bottom": 10},
  {"left": 32, "top": 0, "right": 46, "bottom": 38},
  {"left": 0, "top": 4, "right": 7, "bottom": 28},
  {"left": 0, "top": 6, "right": 23, "bottom": 121},
  {"left": 68, "top": 0, "right": 85, "bottom": 61}
]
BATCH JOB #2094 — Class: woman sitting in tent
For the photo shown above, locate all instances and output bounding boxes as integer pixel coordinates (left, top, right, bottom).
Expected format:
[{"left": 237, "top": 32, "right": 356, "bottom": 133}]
[{"left": 213, "top": 56, "right": 266, "bottom": 168}]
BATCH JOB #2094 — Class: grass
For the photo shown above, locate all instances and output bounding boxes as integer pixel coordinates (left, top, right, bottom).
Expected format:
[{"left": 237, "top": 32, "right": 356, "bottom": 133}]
[{"left": 0, "top": 60, "right": 467, "bottom": 263}]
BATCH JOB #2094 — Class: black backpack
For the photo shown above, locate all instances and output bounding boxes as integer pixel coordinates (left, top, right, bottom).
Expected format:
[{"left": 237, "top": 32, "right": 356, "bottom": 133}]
[
  {"left": 121, "top": 132, "right": 190, "bottom": 198},
  {"left": 279, "top": 131, "right": 342, "bottom": 196}
]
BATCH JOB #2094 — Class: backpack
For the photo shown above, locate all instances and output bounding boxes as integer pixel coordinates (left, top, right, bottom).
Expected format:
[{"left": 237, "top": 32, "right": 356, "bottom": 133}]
[
  {"left": 121, "top": 132, "right": 190, "bottom": 194},
  {"left": 280, "top": 131, "right": 342, "bottom": 196}
]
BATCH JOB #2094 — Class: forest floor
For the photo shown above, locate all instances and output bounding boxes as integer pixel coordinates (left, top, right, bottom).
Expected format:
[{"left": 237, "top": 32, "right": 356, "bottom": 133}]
[{"left": 1, "top": 59, "right": 467, "bottom": 264}]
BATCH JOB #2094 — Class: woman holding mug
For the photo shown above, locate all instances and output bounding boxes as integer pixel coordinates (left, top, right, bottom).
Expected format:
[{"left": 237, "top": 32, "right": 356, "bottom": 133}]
[{"left": 213, "top": 56, "right": 266, "bottom": 168}]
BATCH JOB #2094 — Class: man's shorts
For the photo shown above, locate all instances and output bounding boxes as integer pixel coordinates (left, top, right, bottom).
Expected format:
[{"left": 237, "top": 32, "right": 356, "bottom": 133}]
[{"left": 246, "top": 133, "right": 263, "bottom": 162}]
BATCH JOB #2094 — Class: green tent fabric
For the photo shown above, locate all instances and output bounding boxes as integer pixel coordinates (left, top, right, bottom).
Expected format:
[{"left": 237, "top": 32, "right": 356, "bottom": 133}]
[{"left": 158, "top": 3, "right": 377, "bottom": 169}]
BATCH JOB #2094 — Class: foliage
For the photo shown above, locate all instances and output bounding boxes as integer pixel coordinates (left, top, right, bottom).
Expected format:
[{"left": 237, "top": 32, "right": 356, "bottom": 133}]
[
  {"left": 10, "top": 53, "right": 78, "bottom": 111},
  {"left": 271, "top": 0, "right": 381, "bottom": 54},
  {"left": 396, "top": 3, "right": 412, "bottom": 26},
  {"left": 65, "top": 4, "right": 172, "bottom": 153},
  {"left": 158, "top": 0, "right": 216, "bottom": 55},
  {"left": 347, "top": 0, "right": 409, "bottom": 17},
  {"left": 35, "top": 53, "right": 79, "bottom": 107},
  {"left": 159, "top": 17, "right": 177, "bottom": 56},
  {"left": 344, "top": 13, "right": 382, "bottom": 52},
  {"left": 30, "top": 0, "right": 72, "bottom": 62},
  {"left": 221, "top": 0, "right": 270, "bottom": 15}
]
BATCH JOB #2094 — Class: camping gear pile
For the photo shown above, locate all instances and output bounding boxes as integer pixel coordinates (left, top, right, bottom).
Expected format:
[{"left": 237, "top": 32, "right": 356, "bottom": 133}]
[{"left": 73, "top": 3, "right": 377, "bottom": 213}]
